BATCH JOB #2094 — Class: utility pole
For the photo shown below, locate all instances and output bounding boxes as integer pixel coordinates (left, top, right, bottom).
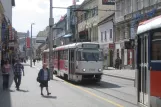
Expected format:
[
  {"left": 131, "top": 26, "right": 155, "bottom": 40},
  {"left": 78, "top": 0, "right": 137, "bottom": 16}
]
[
  {"left": 74, "top": 0, "right": 78, "bottom": 42},
  {"left": 30, "top": 23, "right": 35, "bottom": 67},
  {"left": 49, "top": 0, "right": 54, "bottom": 79}
]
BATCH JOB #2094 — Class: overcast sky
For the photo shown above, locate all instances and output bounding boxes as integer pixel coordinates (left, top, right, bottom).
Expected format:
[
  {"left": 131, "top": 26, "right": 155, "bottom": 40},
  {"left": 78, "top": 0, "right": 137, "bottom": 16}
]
[{"left": 12, "top": 0, "right": 84, "bottom": 37}]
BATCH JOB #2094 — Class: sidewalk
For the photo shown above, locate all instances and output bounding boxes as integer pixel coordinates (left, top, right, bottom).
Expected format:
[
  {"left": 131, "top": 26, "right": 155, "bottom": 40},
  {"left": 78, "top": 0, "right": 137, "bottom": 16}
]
[{"left": 103, "top": 68, "right": 136, "bottom": 81}]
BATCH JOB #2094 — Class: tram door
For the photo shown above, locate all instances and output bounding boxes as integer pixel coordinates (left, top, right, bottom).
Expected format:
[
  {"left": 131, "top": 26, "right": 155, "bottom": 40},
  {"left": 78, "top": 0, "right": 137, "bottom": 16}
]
[
  {"left": 138, "top": 34, "right": 149, "bottom": 106},
  {"left": 69, "top": 49, "right": 75, "bottom": 80}
]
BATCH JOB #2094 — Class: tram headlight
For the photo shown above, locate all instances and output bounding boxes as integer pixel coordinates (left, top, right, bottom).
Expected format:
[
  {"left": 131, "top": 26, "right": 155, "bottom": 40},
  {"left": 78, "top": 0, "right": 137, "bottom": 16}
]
[
  {"left": 82, "top": 69, "right": 86, "bottom": 72},
  {"left": 98, "top": 69, "right": 102, "bottom": 72}
]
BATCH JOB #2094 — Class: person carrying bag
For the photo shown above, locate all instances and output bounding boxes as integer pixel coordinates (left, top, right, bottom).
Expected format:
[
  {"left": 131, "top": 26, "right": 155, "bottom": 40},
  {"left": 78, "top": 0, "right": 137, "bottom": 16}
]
[{"left": 37, "top": 63, "right": 51, "bottom": 96}]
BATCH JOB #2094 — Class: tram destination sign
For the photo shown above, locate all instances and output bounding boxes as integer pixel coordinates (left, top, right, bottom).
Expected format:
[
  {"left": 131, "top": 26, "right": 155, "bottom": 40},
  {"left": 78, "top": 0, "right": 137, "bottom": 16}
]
[{"left": 82, "top": 44, "right": 99, "bottom": 49}]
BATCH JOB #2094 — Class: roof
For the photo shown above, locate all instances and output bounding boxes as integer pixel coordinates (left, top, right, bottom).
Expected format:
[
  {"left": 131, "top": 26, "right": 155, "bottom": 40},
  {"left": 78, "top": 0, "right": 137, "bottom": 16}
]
[
  {"left": 137, "top": 15, "right": 161, "bottom": 35},
  {"left": 98, "top": 13, "right": 115, "bottom": 26}
]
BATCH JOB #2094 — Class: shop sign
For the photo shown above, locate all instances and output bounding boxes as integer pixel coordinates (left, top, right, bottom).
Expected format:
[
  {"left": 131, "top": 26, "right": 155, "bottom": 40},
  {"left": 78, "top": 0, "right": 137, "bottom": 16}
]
[
  {"left": 133, "top": 8, "right": 157, "bottom": 22},
  {"left": 102, "top": 0, "right": 115, "bottom": 5},
  {"left": 109, "top": 43, "right": 115, "bottom": 49}
]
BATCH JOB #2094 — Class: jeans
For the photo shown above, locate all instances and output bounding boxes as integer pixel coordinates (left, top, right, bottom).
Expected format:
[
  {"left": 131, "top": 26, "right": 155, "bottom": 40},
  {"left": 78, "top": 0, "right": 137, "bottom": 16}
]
[
  {"left": 2, "top": 74, "right": 9, "bottom": 89},
  {"left": 14, "top": 75, "right": 21, "bottom": 89}
]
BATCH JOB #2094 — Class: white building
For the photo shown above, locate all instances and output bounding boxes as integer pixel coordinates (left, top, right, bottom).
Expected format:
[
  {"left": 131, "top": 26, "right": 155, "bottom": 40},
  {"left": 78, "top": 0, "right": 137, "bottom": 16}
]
[
  {"left": 115, "top": 0, "right": 161, "bottom": 69},
  {"left": 98, "top": 13, "right": 114, "bottom": 68},
  {"left": 77, "top": 0, "right": 115, "bottom": 42}
]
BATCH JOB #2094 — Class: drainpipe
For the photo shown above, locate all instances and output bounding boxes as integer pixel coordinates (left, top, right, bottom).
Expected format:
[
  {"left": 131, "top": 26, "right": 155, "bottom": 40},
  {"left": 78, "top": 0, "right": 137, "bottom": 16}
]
[{"left": 112, "top": 16, "right": 115, "bottom": 68}]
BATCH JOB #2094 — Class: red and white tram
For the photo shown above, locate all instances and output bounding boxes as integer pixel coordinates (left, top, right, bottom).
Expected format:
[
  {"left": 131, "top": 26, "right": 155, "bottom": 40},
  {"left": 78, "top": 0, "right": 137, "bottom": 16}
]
[
  {"left": 136, "top": 15, "right": 161, "bottom": 107},
  {"left": 43, "top": 42, "right": 103, "bottom": 82}
]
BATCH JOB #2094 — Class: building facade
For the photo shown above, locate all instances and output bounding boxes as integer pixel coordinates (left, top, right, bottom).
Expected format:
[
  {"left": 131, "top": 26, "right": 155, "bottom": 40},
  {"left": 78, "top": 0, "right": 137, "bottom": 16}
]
[
  {"left": 1, "top": 0, "right": 15, "bottom": 62},
  {"left": 0, "top": 1, "right": 4, "bottom": 66},
  {"left": 115, "top": 0, "right": 161, "bottom": 69},
  {"left": 1, "top": 0, "right": 15, "bottom": 24},
  {"left": 98, "top": 13, "right": 115, "bottom": 68},
  {"left": 77, "top": 0, "right": 114, "bottom": 42}
]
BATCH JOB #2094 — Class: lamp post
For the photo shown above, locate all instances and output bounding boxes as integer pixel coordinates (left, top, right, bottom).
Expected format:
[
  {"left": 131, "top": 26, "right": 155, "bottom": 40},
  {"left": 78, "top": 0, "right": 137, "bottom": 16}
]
[
  {"left": 30, "top": 23, "right": 35, "bottom": 67},
  {"left": 49, "top": 0, "right": 54, "bottom": 79}
]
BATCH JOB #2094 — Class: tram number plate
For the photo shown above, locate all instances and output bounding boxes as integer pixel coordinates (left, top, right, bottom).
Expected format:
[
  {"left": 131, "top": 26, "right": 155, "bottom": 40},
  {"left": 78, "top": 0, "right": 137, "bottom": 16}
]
[{"left": 89, "top": 69, "right": 95, "bottom": 71}]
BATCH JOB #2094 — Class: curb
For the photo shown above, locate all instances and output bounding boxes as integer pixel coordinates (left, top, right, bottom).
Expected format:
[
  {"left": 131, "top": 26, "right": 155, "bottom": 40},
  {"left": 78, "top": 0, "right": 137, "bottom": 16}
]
[{"left": 103, "top": 73, "right": 135, "bottom": 81}]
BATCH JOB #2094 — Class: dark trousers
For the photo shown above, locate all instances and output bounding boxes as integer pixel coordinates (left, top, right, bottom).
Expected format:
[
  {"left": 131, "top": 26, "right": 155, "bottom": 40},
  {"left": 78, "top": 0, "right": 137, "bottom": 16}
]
[
  {"left": 14, "top": 75, "right": 21, "bottom": 89},
  {"left": 2, "top": 74, "right": 9, "bottom": 89}
]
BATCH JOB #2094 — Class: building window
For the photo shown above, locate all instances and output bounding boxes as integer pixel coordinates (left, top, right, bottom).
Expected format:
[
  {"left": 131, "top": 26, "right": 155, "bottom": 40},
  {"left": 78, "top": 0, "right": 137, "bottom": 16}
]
[
  {"left": 121, "top": 0, "right": 125, "bottom": 15},
  {"left": 95, "top": 6, "right": 98, "bottom": 15},
  {"left": 138, "top": 0, "right": 143, "bottom": 10},
  {"left": 110, "top": 29, "right": 112, "bottom": 39},
  {"left": 105, "top": 31, "right": 107, "bottom": 41},
  {"left": 116, "top": 1, "right": 120, "bottom": 17},
  {"left": 144, "top": 0, "right": 150, "bottom": 7},
  {"left": 84, "top": 12, "right": 87, "bottom": 20},
  {"left": 101, "top": 32, "right": 103, "bottom": 41},
  {"left": 126, "top": 0, "right": 131, "bottom": 14}
]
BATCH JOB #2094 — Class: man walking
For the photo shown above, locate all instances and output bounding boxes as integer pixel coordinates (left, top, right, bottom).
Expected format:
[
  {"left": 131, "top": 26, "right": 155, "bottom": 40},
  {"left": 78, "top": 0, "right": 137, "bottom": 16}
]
[{"left": 13, "top": 60, "right": 25, "bottom": 90}]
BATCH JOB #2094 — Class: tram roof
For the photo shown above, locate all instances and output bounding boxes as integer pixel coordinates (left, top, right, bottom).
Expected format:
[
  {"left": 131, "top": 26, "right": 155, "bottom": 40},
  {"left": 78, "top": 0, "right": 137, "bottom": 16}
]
[
  {"left": 54, "top": 42, "right": 99, "bottom": 50},
  {"left": 43, "top": 42, "right": 100, "bottom": 52},
  {"left": 137, "top": 15, "right": 161, "bottom": 35}
]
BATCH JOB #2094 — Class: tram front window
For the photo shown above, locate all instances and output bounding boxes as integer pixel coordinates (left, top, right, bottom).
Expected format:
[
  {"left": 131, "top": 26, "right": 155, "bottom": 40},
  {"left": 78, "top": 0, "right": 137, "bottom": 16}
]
[
  {"left": 77, "top": 50, "right": 103, "bottom": 61},
  {"left": 152, "top": 32, "right": 161, "bottom": 60}
]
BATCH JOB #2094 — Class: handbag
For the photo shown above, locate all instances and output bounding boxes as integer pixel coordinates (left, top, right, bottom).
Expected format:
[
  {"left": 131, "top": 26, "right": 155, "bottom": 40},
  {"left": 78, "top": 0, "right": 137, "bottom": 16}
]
[{"left": 37, "top": 77, "right": 40, "bottom": 83}]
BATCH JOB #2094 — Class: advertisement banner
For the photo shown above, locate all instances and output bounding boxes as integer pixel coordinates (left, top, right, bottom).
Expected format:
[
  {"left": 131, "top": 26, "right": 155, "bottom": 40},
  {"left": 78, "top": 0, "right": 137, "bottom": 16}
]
[{"left": 26, "top": 37, "right": 30, "bottom": 48}]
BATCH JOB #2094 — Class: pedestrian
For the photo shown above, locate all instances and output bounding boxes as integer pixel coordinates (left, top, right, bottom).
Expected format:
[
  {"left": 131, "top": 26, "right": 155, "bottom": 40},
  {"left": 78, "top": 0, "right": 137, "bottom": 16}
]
[
  {"left": 33, "top": 59, "right": 36, "bottom": 66},
  {"left": 13, "top": 60, "right": 25, "bottom": 90},
  {"left": 37, "top": 63, "right": 51, "bottom": 96},
  {"left": 2, "top": 60, "right": 11, "bottom": 90}
]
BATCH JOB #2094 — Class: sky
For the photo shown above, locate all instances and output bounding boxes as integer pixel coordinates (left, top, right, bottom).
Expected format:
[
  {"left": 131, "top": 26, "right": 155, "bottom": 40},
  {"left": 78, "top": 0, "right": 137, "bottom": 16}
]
[{"left": 12, "top": 0, "right": 84, "bottom": 37}]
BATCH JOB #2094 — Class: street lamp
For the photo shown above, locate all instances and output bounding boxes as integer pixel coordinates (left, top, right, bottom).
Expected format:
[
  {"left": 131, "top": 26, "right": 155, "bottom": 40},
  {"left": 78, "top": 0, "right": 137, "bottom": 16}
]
[{"left": 30, "top": 23, "right": 35, "bottom": 67}]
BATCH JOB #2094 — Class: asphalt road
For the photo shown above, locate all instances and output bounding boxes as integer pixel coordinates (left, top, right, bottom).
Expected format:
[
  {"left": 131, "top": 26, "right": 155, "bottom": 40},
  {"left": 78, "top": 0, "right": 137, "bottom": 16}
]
[{"left": 0, "top": 62, "right": 139, "bottom": 107}]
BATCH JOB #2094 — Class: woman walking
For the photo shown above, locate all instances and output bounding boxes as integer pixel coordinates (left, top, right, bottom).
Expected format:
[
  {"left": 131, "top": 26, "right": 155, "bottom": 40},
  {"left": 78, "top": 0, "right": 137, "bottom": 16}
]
[
  {"left": 37, "top": 63, "right": 51, "bottom": 96},
  {"left": 2, "top": 60, "right": 11, "bottom": 90}
]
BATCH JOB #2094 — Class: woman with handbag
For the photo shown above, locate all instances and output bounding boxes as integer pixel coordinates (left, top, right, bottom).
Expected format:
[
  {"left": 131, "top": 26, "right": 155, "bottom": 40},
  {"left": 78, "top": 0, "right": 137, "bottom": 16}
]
[{"left": 37, "top": 63, "right": 51, "bottom": 96}]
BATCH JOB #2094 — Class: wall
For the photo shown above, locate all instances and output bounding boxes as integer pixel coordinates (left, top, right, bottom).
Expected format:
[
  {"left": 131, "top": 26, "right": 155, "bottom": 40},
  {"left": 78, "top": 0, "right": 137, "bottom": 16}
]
[
  {"left": 98, "top": 21, "right": 113, "bottom": 44},
  {"left": 98, "top": 0, "right": 115, "bottom": 22},
  {"left": 1, "top": 0, "right": 12, "bottom": 23}
]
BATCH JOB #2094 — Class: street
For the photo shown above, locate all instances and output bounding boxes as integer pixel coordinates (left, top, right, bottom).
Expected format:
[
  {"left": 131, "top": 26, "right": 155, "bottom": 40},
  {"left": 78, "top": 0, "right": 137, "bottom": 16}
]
[{"left": 0, "top": 61, "right": 138, "bottom": 107}]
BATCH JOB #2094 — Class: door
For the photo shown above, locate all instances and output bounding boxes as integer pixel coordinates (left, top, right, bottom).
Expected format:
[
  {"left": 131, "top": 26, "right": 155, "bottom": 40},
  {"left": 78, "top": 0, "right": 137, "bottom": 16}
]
[
  {"left": 58, "top": 51, "right": 60, "bottom": 71},
  {"left": 138, "top": 33, "right": 149, "bottom": 106},
  {"left": 69, "top": 49, "right": 75, "bottom": 80}
]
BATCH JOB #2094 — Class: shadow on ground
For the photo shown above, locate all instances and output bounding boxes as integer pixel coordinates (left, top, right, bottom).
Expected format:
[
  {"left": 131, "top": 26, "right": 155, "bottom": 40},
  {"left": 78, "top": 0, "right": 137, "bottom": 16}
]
[
  {"left": 42, "top": 95, "right": 57, "bottom": 99},
  {"left": 0, "top": 71, "right": 14, "bottom": 107},
  {"left": 79, "top": 80, "right": 121, "bottom": 89}
]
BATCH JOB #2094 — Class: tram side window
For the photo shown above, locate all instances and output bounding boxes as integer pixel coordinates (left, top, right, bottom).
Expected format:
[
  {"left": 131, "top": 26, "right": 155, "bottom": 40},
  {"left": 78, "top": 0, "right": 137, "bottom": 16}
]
[
  {"left": 151, "top": 32, "right": 161, "bottom": 60},
  {"left": 60, "top": 51, "right": 63, "bottom": 60},
  {"left": 76, "top": 51, "right": 81, "bottom": 61}
]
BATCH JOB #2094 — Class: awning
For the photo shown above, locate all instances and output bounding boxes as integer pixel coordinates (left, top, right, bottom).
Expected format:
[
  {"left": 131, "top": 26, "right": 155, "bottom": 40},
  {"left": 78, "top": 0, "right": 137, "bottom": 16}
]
[{"left": 63, "top": 34, "right": 72, "bottom": 38}]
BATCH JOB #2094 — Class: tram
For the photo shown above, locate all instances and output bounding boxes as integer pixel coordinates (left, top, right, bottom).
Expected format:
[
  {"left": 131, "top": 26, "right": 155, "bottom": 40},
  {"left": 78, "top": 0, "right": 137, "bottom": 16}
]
[
  {"left": 43, "top": 42, "right": 103, "bottom": 82},
  {"left": 136, "top": 15, "right": 161, "bottom": 107}
]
